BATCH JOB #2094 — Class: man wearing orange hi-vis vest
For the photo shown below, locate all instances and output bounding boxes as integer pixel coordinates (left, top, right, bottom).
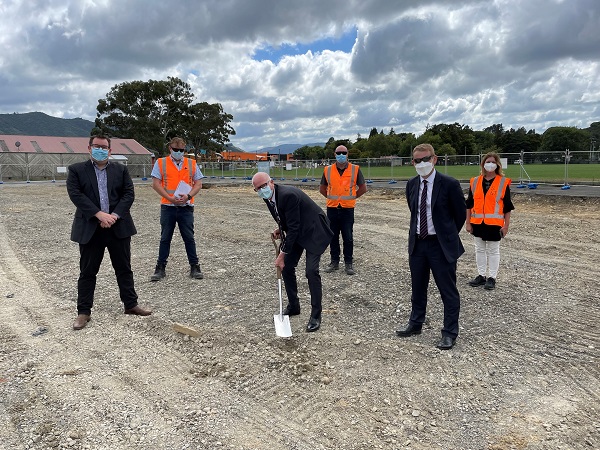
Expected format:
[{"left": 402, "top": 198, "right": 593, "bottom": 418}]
[
  {"left": 466, "top": 152, "right": 515, "bottom": 291},
  {"left": 319, "top": 145, "right": 367, "bottom": 275},
  {"left": 150, "top": 137, "right": 205, "bottom": 282}
]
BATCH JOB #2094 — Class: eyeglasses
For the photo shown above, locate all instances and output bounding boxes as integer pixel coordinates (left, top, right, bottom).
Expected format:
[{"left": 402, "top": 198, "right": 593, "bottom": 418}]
[
  {"left": 253, "top": 181, "right": 270, "bottom": 192},
  {"left": 335, "top": 151, "right": 348, "bottom": 155},
  {"left": 412, "top": 155, "right": 433, "bottom": 164},
  {"left": 91, "top": 144, "right": 110, "bottom": 150}
]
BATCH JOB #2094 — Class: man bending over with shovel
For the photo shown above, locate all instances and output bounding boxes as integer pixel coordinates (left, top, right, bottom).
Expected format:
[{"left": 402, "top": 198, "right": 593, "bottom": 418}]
[{"left": 252, "top": 172, "right": 333, "bottom": 332}]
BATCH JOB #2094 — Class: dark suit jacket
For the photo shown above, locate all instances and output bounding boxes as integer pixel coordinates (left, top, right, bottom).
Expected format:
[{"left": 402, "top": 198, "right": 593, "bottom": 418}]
[
  {"left": 266, "top": 184, "right": 333, "bottom": 255},
  {"left": 406, "top": 171, "right": 466, "bottom": 263},
  {"left": 66, "top": 160, "right": 137, "bottom": 245}
]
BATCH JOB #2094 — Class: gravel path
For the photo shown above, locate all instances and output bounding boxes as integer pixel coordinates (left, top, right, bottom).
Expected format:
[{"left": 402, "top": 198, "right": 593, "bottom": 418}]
[{"left": 0, "top": 181, "right": 598, "bottom": 450}]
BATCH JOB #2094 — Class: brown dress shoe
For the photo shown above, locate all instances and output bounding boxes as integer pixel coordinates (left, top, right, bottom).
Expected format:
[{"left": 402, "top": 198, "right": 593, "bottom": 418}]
[
  {"left": 124, "top": 305, "right": 152, "bottom": 316},
  {"left": 73, "top": 314, "right": 91, "bottom": 330}
]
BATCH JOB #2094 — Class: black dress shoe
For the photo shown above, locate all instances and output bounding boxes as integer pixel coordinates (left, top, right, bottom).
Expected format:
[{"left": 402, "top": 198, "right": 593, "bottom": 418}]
[
  {"left": 484, "top": 277, "right": 496, "bottom": 290},
  {"left": 124, "top": 305, "right": 152, "bottom": 316},
  {"left": 306, "top": 317, "right": 321, "bottom": 332},
  {"left": 283, "top": 306, "right": 300, "bottom": 316},
  {"left": 468, "top": 275, "right": 486, "bottom": 287},
  {"left": 436, "top": 336, "right": 455, "bottom": 350},
  {"left": 395, "top": 323, "right": 422, "bottom": 337}
]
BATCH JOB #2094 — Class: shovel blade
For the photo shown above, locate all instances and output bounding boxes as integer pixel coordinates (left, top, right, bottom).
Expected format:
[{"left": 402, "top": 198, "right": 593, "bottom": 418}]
[{"left": 274, "top": 314, "right": 292, "bottom": 337}]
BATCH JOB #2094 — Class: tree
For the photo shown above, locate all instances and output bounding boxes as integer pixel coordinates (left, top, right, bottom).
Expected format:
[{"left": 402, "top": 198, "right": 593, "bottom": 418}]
[
  {"left": 95, "top": 77, "right": 235, "bottom": 155},
  {"left": 540, "top": 127, "right": 590, "bottom": 158},
  {"left": 473, "top": 130, "right": 496, "bottom": 154},
  {"left": 184, "top": 102, "right": 235, "bottom": 156}
]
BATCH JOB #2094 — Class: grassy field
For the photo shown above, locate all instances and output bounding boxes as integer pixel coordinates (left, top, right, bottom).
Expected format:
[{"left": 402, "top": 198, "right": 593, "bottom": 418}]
[{"left": 202, "top": 162, "right": 600, "bottom": 184}]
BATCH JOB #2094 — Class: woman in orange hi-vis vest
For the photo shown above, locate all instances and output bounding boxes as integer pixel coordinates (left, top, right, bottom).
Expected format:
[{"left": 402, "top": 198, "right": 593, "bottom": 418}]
[{"left": 465, "top": 152, "right": 514, "bottom": 290}]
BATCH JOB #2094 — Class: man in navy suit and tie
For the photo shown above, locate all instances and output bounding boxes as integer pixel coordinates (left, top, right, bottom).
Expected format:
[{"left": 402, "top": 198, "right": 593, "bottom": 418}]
[
  {"left": 396, "top": 144, "right": 466, "bottom": 349},
  {"left": 67, "top": 135, "right": 151, "bottom": 330},
  {"left": 252, "top": 172, "right": 333, "bottom": 332}
]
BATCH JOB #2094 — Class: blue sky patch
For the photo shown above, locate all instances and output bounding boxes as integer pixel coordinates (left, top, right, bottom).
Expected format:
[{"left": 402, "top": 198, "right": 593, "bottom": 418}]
[{"left": 253, "top": 28, "right": 356, "bottom": 62}]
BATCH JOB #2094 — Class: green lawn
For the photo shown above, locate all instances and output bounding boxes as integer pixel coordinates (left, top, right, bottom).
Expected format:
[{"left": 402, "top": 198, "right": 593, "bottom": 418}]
[
  {"left": 201, "top": 162, "right": 600, "bottom": 184},
  {"left": 354, "top": 163, "right": 599, "bottom": 184}
]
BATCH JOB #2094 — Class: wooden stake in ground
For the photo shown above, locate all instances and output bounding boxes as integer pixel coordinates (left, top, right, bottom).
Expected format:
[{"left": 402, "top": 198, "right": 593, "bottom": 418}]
[{"left": 172, "top": 323, "right": 200, "bottom": 337}]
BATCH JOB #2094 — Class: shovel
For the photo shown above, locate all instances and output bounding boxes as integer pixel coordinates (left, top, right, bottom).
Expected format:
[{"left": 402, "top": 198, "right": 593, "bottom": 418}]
[{"left": 272, "top": 237, "right": 292, "bottom": 338}]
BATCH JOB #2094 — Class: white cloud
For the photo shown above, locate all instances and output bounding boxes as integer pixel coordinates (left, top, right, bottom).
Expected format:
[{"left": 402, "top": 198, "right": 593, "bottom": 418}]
[{"left": 0, "top": 0, "right": 598, "bottom": 150}]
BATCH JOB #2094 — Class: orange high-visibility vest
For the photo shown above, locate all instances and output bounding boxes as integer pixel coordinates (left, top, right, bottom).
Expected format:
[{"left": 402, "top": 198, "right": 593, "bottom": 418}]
[
  {"left": 469, "top": 175, "right": 511, "bottom": 226},
  {"left": 324, "top": 163, "right": 359, "bottom": 208},
  {"left": 158, "top": 157, "right": 197, "bottom": 205}
]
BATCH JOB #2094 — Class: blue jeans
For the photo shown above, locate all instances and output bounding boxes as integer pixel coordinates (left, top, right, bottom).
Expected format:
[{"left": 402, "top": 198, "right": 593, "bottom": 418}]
[
  {"left": 326, "top": 207, "right": 355, "bottom": 264},
  {"left": 157, "top": 205, "right": 199, "bottom": 266}
]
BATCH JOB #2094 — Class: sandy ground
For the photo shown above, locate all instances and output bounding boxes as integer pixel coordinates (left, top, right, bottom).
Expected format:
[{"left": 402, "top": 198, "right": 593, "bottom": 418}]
[{"left": 0, "top": 181, "right": 598, "bottom": 450}]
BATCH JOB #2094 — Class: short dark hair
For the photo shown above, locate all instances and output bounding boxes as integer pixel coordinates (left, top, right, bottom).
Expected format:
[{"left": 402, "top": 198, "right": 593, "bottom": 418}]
[{"left": 89, "top": 134, "right": 111, "bottom": 147}]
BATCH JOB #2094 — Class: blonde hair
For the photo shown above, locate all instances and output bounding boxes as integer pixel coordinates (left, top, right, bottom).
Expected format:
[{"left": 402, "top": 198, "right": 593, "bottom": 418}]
[
  {"left": 480, "top": 152, "right": 504, "bottom": 176},
  {"left": 413, "top": 143, "right": 436, "bottom": 156}
]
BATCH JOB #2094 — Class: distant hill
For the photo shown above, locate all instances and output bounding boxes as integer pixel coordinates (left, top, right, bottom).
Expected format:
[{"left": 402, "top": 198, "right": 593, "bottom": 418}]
[
  {"left": 0, "top": 112, "right": 95, "bottom": 136},
  {"left": 223, "top": 143, "right": 246, "bottom": 153}
]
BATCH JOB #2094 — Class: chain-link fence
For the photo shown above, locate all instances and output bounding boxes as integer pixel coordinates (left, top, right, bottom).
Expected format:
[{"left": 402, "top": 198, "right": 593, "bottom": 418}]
[{"left": 0, "top": 151, "right": 597, "bottom": 184}]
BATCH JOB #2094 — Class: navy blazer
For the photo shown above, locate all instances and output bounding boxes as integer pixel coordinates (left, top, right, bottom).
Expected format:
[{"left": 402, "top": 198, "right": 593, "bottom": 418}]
[
  {"left": 266, "top": 184, "right": 333, "bottom": 255},
  {"left": 67, "top": 160, "right": 137, "bottom": 245},
  {"left": 406, "top": 171, "right": 466, "bottom": 263}
]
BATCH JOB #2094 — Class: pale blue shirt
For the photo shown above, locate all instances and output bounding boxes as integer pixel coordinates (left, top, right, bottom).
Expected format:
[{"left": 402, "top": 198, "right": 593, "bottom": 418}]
[{"left": 93, "top": 161, "right": 110, "bottom": 213}]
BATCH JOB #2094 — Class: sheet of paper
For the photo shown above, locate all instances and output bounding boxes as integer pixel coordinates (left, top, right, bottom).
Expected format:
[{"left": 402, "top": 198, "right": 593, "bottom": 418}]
[{"left": 174, "top": 180, "right": 192, "bottom": 198}]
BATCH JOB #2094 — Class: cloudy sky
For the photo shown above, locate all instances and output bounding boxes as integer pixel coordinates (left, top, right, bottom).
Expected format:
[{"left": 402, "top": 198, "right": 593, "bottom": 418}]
[{"left": 1, "top": 0, "right": 598, "bottom": 150}]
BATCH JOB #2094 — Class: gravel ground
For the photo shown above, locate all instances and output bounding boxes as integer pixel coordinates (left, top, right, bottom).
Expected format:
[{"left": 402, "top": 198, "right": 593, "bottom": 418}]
[{"left": 0, "top": 180, "right": 598, "bottom": 450}]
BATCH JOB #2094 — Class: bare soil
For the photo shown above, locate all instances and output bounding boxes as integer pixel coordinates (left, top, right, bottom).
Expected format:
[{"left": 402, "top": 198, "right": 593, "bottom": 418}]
[{"left": 0, "top": 181, "right": 598, "bottom": 450}]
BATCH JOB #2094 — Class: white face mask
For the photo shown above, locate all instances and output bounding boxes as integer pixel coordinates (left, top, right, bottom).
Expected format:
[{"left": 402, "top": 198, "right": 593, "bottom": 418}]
[
  {"left": 415, "top": 161, "right": 434, "bottom": 177},
  {"left": 484, "top": 162, "right": 497, "bottom": 172}
]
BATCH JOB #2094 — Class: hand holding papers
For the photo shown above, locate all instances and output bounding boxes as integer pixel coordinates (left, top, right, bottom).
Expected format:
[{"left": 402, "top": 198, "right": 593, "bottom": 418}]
[{"left": 174, "top": 181, "right": 192, "bottom": 204}]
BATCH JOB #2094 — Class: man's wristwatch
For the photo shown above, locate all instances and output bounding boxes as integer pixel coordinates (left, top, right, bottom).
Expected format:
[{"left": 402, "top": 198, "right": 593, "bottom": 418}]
[{"left": 187, "top": 194, "right": 192, "bottom": 200}]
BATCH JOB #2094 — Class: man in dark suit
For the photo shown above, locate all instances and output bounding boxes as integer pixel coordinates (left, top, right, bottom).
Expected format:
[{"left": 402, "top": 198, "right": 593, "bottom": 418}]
[
  {"left": 396, "top": 144, "right": 466, "bottom": 349},
  {"left": 252, "top": 171, "right": 333, "bottom": 332},
  {"left": 67, "top": 135, "right": 151, "bottom": 330}
]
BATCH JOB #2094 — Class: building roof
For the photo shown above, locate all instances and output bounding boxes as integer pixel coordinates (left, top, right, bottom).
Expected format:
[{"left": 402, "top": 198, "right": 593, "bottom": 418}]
[{"left": 0, "top": 135, "right": 152, "bottom": 155}]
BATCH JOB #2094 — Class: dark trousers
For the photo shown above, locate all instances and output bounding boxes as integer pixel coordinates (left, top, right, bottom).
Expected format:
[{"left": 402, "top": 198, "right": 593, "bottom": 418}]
[
  {"left": 77, "top": 227, "right": 138, "bottom": 315},
  {"left": 326, "top": 207, "right": 355, "bottom": 264},
  {"left": 157, "top": 205, "right": 199, "bottom": 266},
  {"left": 282, "top": 242, "right": 323, "bottom": 319},
  {"left": 408, "top": 238, "right": 460, "bottom": 339}
]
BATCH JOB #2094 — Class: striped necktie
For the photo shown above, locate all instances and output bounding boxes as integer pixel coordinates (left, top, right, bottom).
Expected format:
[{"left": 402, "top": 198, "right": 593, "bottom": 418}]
[{"left": 270, "top": 200, "right": 280, "bottom": 223}]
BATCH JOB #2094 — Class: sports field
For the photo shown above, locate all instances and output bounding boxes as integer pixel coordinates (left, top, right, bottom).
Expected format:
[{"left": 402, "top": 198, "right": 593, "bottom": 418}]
[{"left": 202, "top": 161, "right": 600, "bottom": 184}]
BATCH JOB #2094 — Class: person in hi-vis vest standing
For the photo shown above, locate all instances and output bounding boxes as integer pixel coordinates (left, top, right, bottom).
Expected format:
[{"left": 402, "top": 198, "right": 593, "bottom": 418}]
[
  {"left": 466, "top": 152, "right": 514, "bottom": 291},
  {"left": 150, "top": 137, "right": 204, "bottom": 281},
  {"left": 319, "top": 145, "right": 367, "bottom": 275}
]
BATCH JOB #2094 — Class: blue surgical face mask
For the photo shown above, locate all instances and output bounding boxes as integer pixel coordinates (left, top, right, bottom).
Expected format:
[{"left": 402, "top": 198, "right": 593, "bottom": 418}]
[
  {"left": 257, "top": 185, "right": 272, "bottom": 200},
  {"left": 171, "top": 150, "right": 184, "bottom": 160},
  {"left": 91, "top": 147, "right": 109, "bottom": 162},
  {"left": 335, "top": 153, "right": 347, "bottom": 163}
]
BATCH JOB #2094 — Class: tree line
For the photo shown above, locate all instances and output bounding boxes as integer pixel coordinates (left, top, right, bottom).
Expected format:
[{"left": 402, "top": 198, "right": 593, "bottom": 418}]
[{"left": 293, "top": 122, "right": 600, "bottom": 161}]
